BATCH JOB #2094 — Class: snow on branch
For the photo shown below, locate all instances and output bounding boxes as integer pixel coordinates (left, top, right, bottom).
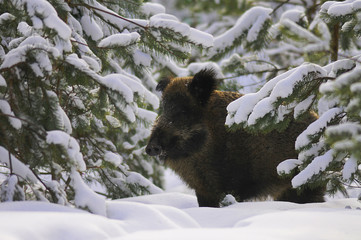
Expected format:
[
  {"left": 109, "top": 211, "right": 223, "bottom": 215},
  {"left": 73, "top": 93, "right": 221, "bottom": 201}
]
[
  {"left": 80, "top": 14, "right": 104, "bottom": 41},
  {"left": 149, "top": 14, "right": 213, "bottom": 48},
  {"left": 98, "top": 32, "right": 140, "bottom": 48},
  {"left": 321, "top": 0, "right": 361, "bottom": 18},
  {"left": 226, "top": 68, "right": 297, "bottom": 127},
  {"left": 326, "top": 122, "right": 361, "bottom": 154},
  {"left": 78, "top": 1, "right": 148, "bottom": 31},
  {"left": 0, "top": 74, "right": 6, "bottom": 87},
  {"left": 295, "top": 107, "right": 343, "bottom": 151},
  {"left": 277, "top": 159, "right": 301, "bottom": 175},
  {"left": 71, "top": 169, "right": 106, "bottom": 216},
  {"left": 65, "top": 54, "right": 158, "bottom": 122},
  {"left": 24, "top": 0, "right": 71, "bottom": 38},
  {"left": 0, "top": 100, "right": 22, "bottom": 130},
  {"left": 140, "top": 2, "right": 165, "bottom": 17},
  {"left": 0, "top": 146, "right": 38, "bottom": 184},
  {"left": 210, "top": 6, "right": 272, "bottom": 59},
  {"left": 291, "top": 149, "right": 336, "bottom": 188},
  {"left": 272, "top": 60, "right": 361, "bottom": 191},
  {"left": 0, "top": 36, "right": 60, "bottom": 70},
  {"left": 21, "top": 0, "right": 72, "bottom": 52},
  {"left": 278, "top": 18, "right": 322, "bottom": 43},
  {"left": 342, "top": 156, "right": 358, "bottom": 181},
  {"left": 226, "top": 63, "right": 327, "bottom": 132},
  {"left": 46, "top": 130, "right": 86, "bottom": 172},
  {"left": 126, "top": 172, "right": 163, "bottom": 195},
  {"left": 320, "top": 67, "right": 361, "bottom": 96}
]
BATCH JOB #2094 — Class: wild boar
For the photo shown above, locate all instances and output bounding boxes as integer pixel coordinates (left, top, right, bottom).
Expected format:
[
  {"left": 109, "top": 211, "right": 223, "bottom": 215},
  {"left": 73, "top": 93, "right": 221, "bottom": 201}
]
[{"left": 146, "top": 68, "right": 325, "bottom": 207}]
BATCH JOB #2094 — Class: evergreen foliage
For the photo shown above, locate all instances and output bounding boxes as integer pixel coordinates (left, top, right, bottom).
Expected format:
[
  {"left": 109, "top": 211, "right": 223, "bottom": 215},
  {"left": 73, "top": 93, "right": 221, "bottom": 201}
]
[{"left": 0, "top": 0, "right": 209, "bottom": 212}]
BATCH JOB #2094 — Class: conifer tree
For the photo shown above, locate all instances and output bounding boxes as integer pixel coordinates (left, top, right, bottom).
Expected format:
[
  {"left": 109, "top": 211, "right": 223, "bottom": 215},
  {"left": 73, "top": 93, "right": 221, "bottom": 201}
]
[
  {"left": 0, "top": 0, "right": 211, "bottom": 213},
  {"left": 158, "top": 0, "right": 361, "bottom": 198}
]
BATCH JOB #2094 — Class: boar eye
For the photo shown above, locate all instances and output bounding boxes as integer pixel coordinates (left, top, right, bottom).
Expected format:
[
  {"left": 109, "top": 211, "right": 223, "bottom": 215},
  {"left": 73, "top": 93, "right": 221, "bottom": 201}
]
[{"left": 171, "top": 110, "right": 185, "bottom": 118}]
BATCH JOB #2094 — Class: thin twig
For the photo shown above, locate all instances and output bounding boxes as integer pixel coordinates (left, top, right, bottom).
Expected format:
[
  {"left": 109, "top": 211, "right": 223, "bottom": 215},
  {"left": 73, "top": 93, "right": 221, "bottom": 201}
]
[
  {"left": 271, "top": 0, "right": 291, "bottom": 16},
  {"left": 70, "top": 3, "right": 147, "bottom": 29},
  {"left": 0, "top": 112, "right": 47, "bottom": 135},
  {"left": 219, "top": 66, "right": 289, "bottom": 81},
  {"left": 8, "top": 151, "right": 13, "bottom": 175}
]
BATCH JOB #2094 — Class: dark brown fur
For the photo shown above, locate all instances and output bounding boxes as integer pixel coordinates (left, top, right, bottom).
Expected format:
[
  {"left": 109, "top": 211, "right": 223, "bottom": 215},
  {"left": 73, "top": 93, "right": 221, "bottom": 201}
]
[{"left": 146, "top": 69, "right": 325, "bottom": 207}]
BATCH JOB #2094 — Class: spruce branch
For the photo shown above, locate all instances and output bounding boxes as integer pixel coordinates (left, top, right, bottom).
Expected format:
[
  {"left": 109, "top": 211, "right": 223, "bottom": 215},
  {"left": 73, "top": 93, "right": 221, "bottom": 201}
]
[
  {"left": 70, "top": 3, "right": 146, "bottom": 29},
  {"left": 220, "top": 63, "right": 290, "bottom": 80},
  {"left": 100, "top": 168, "right": 124, "bottom": 192},
  {"left": 0, "top": 113, "right": 46, "bottom": 135},
  {"left": 69, "top": 2, "right": 190, "bottom": 60}
]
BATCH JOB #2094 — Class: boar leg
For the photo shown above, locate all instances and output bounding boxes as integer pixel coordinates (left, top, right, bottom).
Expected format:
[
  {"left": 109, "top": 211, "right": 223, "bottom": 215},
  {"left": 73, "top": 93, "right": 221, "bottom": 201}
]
[
  {"left": 276, "top": 186, "right": 325, "bottom": 203},
  {"left": 196, "top": 191, "right": 221, "bottom": 207}
]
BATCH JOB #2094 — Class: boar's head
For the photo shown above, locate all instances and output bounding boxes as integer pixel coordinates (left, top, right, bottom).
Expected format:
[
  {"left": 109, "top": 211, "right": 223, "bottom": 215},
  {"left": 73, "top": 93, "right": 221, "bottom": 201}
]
[{"left": 146, "top": 68, "right": 217, "bottom": 161}]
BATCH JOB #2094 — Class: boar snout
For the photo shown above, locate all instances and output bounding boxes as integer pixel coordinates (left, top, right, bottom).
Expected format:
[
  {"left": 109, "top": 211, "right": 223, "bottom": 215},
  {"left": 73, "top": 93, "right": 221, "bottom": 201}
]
[{"left": 146, "top": 138, "right": 162, "bottom": 156}]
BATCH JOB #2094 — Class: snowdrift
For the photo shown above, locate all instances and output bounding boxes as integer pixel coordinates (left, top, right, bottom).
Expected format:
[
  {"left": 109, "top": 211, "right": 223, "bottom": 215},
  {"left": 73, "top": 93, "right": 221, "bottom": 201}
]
[{"left": 1, "top": 192, "right": 361, "bottom": 240}]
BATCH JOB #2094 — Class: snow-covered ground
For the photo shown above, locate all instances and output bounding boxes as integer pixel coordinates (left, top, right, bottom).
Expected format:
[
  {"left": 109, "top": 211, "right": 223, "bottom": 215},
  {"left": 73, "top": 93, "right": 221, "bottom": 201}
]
[{"left": 1, "top": 170, "right": 361, "bottom": 240}]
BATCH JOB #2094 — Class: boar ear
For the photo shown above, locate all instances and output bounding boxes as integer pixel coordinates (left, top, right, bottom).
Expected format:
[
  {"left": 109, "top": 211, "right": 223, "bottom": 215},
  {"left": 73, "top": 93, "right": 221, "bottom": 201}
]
[
  {"left": 156, "top": 77, "right": 171, "bottom": 92},
  {"left": 188, "top": 68, "right": 217, "bottom": 105}
]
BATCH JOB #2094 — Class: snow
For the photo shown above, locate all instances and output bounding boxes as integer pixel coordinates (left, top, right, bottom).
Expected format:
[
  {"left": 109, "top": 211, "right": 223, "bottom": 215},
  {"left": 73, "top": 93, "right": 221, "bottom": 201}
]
[
  {"left": 149, "top": 13, "right": 213, "bottom": 48},
  {"left": 343, "top": 156, "right": 358, "bottom": 180},
  {"left": 0, "top": 99, "right": 22, "bottom": 129},
  {"left": 46, "top": 90, "right": 72, "bottom": 134},
  {"left": 25, "top": 0, "right": 71, "bottom": 39},
  {"left": 211, "top": 7, "right": 271, "bottom": 55},
  {"left": 0, "top": 74, "right": 5, "bottom": 87},
  {"left": 126, "top": 172, "right": 163, "bottom": 194},
  {"left": 271, "top": 64, "right": 326, "bottom": 99},
  {"left": 295, "top": 107, "right": 342, "bottom": 150},
  {"left": 280, "top": 9, "right": 305, "bottom": 23},
  {"left": 71, "top": 170, "right": 107, "bottom": 216},
  {"left": 0, "top": 202, "right": 124, "bottom": 240},
  {"left": 1, "top": 193, "right": 361, "bottom": 240},
  {"left": 280, "top": 18, "right": 321, "bottom": 43},
  {"left": 91, "top": 1, "right": 148, "bottom": 31},
  {"left": 133, "top": 49, "right": 152, "bottom": 67},
  {"left": 325, "top": 1, "right": 354, "bottom": 17},
  {"left": 137, "top": 108, "right": 158, "bottom": 122},
  {"left": 141, "top": 2, "right": 166, "bottom": 16},
  {"left": 16, "top": 21, "right": 32, "bottom": 37},
  {"left": 82, "top": 55, "right": 101, "bottom": 72},
  {"left": 104, "top": 151, "right": 123, "bottom": 166},
  {"left": 227, "top": 64, "right": 326, "bottom": 127},
  {"left": 325, "top": 122, "right": 361, "bottom": 154},
  {"left": 80, "top": 15, "right": 103, "bottom": 41},
  {"left": 188, "top": 27, "right": 213, "bottom": 48},
  {"left": 246, "top": 12, "right": 269, "bottom": 42},
  {"left": 101, "top": 74, "right": 134, "bottom": 103},
  {"left": 0, "top": 146, "right": 38, "bottom": 183},
  {"left": 226, "top": 67, "right": 296, "bottom": 125},
  {"left": 294, "top": 94, "right": 315, "bottom": 118},
  {"left": 292, "top": 149, "right": 335, "bottom": 188},
  {"left": 98, "top": 32, "right": 140, "bottom": 48},
  {"left": 46, "top": 130, "right": 86, "bottom": 172},
  {"left": 277, "top": 159, "right": 301, "bottom": 175},
  {"left": 323, "top": 59, "right": 355, "bottom": 78},
  {"left": 320, "top": 68, "right": 361, "bottom": 93},
  {"left": 57, "top": 105, "right": 72, "bottom": 134},
  {"left": 0, "top": 12, "right": 15, "bottom": 24},
  {"left": 1, "top": 36, "right": 59, "bottom": 70}
]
